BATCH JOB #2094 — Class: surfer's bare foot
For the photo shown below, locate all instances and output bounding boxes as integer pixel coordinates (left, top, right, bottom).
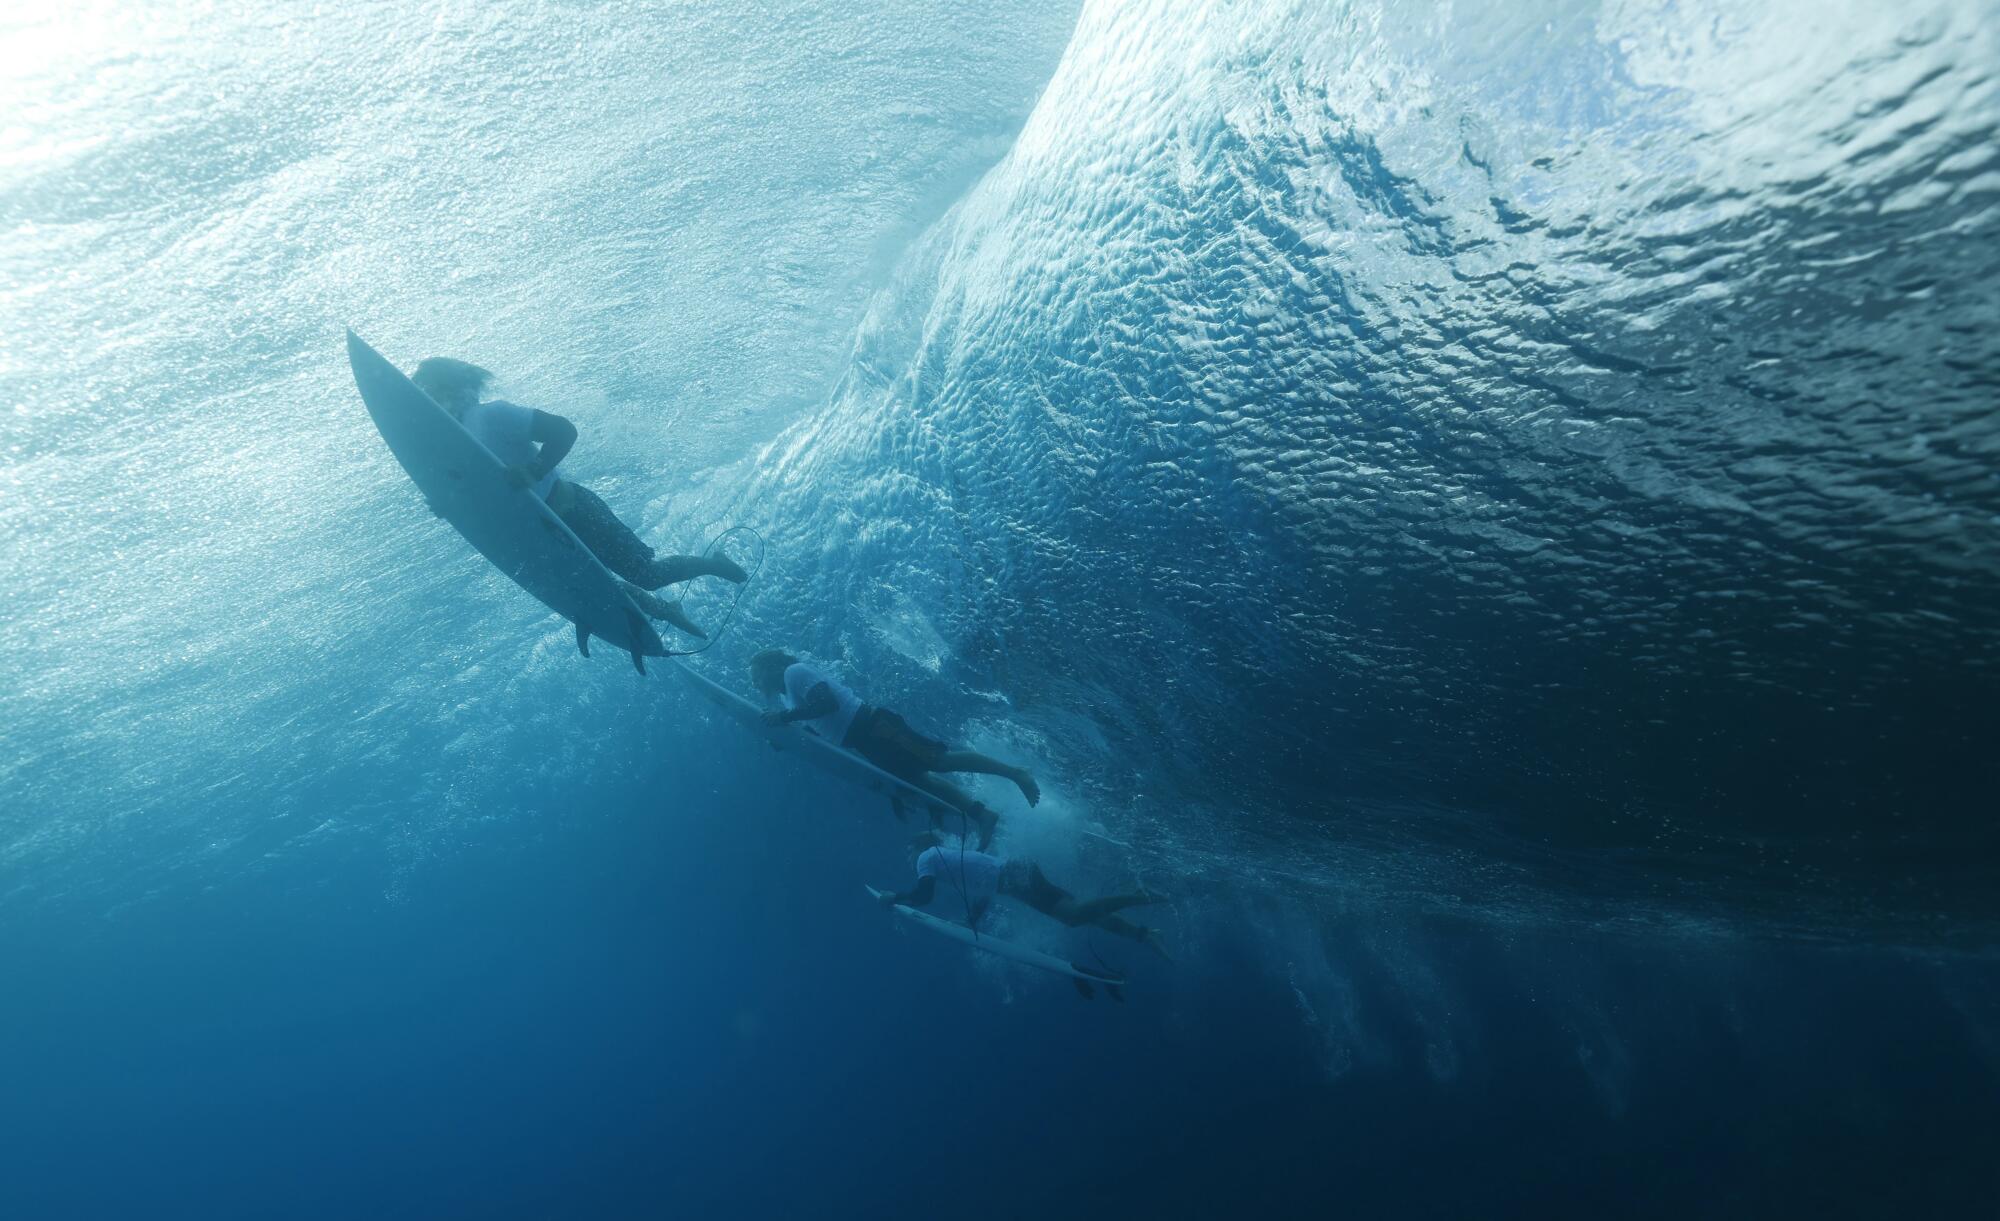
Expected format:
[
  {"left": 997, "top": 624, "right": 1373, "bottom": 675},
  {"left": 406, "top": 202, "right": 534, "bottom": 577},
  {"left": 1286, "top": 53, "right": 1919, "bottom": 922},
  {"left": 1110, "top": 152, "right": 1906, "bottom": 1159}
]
[
  {"left": 1009, "top": 767, "right": 1040, "bottom": 806},
  {"left": 656, "top": 599, "right": 707, "bottom": 638},
  {"left": 705, "top": 552, "right": 748, "bottom": 583},
  {"left": 629, "top": 588, "right": 707, "bottom": 637}
]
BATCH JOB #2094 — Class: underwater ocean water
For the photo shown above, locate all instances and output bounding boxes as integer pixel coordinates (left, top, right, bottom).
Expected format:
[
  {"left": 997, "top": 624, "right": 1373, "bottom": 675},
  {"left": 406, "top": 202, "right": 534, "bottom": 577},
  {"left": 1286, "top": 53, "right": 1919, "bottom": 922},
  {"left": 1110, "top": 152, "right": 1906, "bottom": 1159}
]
[{"left": 4, "top": 0, "right": 1999, "bottom": 1216}]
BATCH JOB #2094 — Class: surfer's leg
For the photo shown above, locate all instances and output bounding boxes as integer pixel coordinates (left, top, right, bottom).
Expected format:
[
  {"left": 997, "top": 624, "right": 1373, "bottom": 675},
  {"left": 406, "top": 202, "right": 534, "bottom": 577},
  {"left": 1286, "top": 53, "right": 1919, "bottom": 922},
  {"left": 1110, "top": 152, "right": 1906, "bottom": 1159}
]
[
  {"left": 1009, "top": 864, "right": 1158, "bottom": 930},
  {"left": 637, "top": 552, "right": 748, "bottom": 587},
  {"left": 1090, "top": 914, "right": 1145, "bottom": 937},
  {"left": 554, "top": 482, "right": 659, "bottom": 585},
  {"left": 1002, "top": 863, "right": 1073, "bottom": 919},
  {"left": 1021, "top": 869, "right": 1169, "bottom": 955},
  {"left": 1059, "top": 882, "right": 1172, "bottom": 959},
  {"left": 933, "top": 750, "right": 1039, "bottom": 806},
  {"left": 906, "top": 773, "right": 999, "bottom": 850},
  {"left": 1063, "top": 890, "right": 1159, "bottom": 926},
  {"left": 853, "top": 709, "right": 1034, "bottom": 808},
  {"left": 1095, "top": 915, "right": 1173, "bottom": 959},
  {"left": 620, "top": 581, "right": 707, "bottom": 638}
]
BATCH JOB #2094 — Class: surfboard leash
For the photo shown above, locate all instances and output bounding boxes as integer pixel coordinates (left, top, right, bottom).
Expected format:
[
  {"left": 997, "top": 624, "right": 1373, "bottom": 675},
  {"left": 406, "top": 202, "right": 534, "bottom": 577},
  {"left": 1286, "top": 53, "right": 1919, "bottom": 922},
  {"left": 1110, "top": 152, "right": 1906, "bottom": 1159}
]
[
  {"left": 953, "top": 830, "right": 980, "bottom": 944},
  {"left": 658, "top": 524, "right": 767, "bottom": 660}
]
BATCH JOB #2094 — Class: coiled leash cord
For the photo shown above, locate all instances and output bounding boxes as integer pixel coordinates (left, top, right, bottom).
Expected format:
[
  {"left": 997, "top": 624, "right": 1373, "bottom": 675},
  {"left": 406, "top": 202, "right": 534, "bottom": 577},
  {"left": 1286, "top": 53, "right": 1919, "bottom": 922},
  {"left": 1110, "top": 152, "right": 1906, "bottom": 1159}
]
[{"left": 660, "top": 524, "right": 767, "bottom": 659}]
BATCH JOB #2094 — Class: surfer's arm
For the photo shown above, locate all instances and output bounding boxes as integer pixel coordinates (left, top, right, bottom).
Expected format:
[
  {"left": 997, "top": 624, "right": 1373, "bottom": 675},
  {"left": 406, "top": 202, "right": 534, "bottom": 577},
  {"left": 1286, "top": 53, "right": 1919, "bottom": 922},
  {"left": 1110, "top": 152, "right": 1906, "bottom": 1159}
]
[
  {"left": 525, "top": 410, "right": 577, "bottom": 480},
  {"left": 880, "top": 877, "right": 937, "bottom": 909},
  {"left": 763, "top": 682, "right": 838, "bottom": 726}
]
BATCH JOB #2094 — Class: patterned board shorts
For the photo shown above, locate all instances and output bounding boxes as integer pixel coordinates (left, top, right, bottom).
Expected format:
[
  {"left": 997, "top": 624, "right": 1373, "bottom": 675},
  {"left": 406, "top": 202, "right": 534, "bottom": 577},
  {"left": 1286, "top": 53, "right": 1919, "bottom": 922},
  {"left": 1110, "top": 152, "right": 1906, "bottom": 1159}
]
[{"left": 551, "top": 481, "right": 654, "bottom": 585}]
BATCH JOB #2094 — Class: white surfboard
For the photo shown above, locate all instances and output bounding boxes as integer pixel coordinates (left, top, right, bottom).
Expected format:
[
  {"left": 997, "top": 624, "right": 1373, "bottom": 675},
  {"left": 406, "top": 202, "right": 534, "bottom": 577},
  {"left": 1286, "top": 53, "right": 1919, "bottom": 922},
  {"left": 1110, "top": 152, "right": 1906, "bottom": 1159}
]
[
  {"left": 346, "top": 330, "right": 666, "bottom": 671},
  {"left": 671, "top": 661, "right": 964, "bottom": 826},
  {"left": 864, "top": 885, "right": 1127, "bottom": 999}
]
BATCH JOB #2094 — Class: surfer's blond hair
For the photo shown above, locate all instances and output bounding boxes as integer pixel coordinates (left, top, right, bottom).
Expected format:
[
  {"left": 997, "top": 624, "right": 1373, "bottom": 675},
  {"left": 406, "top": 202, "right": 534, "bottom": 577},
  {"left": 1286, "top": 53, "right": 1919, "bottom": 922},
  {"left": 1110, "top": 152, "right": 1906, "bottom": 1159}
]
[
  {"left": 410, "top": 356, "right": 493, "bottom": 404},
  {"left": 749, "top": 647, "right": 798, "bottom": 693}
]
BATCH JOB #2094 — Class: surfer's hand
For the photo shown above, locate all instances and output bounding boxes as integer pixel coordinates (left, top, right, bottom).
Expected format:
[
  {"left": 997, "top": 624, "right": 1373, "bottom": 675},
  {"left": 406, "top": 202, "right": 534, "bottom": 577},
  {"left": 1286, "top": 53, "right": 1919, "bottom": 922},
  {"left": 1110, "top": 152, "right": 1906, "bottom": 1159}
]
[
  {"left": 878, "top": 892, "right": 902, "bottom": 908},
  {"left": 503, "top": 464, "right": 536, "bottom": 490},
  {"left": 761, "top": 708, "right": 790, "bottom": 726}
]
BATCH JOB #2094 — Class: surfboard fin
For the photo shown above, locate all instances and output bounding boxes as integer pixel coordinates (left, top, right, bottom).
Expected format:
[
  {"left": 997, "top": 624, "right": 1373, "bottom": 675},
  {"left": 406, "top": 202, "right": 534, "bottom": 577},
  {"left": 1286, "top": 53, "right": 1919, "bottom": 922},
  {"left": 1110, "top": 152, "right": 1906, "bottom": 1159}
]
[
  {"left": 617, "top": 605, "right": 650, "bottom": 674},
  {"left": 1072, "top": 978, "right": 1097, "bottom": 1001},
  {"left": 575, "top": 623, "right": 591, "bottom": 658}
]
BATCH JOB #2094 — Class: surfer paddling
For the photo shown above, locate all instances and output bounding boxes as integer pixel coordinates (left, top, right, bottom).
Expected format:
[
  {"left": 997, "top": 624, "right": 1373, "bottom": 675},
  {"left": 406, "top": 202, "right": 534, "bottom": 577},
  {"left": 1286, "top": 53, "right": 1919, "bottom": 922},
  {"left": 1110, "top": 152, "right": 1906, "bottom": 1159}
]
[
  {"left": 880, "top": 834, "right": 1169, "bottom": 957},
  {"left": 748, "top": 649, "right": 1039, "bottom": 849},
  {"left": 410, "top": 356, "right": 745, "bottom": 638}
]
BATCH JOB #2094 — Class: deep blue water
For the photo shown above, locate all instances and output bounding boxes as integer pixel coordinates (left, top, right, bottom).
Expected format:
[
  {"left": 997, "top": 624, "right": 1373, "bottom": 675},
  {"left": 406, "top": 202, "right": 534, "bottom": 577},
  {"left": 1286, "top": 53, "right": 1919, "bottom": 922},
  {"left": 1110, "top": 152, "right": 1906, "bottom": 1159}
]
[
  {"left": 7, "top": 763, "right": 1998, "bottom": 1218},
  {"left": 5, "top": 1, "right": 1999, "bottom": 1217}
]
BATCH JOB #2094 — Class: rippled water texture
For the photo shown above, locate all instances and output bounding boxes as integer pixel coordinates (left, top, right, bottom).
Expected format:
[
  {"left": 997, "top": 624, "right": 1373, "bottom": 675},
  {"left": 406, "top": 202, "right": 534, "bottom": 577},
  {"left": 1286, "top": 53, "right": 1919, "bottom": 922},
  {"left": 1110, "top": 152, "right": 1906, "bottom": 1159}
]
[
  {"left": 737, "top": 0, "right": 2000, "bottom": 940},
  {"left": 0, "top": 0, "right": 1081, "bottom": 909},
  {"left": 2, "top": 0, "right": 1996, "bottom": 944},
  {"left": 7, "top": 8, "right": 2000, "bottom": 1217}
]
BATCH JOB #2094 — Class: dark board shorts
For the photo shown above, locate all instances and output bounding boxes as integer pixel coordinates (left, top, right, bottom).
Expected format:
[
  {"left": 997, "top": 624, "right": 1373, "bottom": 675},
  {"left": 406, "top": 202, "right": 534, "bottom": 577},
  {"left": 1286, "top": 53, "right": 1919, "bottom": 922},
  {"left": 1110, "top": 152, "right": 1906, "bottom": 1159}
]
[
  {"left": 845, "top": 706, "right": 949, "bottom": 780},
  {"left": 999, "top": 860, "right": 1064, "bottom": 912}
]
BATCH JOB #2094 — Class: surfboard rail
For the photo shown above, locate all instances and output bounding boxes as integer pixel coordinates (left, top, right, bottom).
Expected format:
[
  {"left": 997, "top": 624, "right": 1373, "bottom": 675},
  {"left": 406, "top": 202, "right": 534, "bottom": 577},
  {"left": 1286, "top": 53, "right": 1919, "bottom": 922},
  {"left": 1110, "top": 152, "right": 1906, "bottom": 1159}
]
[
  {"left": 671, "top": 660, "right": 964, "bottom": 826},
  {"left": 345, "top": 330, "right": 666, "bottom": 670},
  {"left": 668, "top": 663, "right": 1129, "bottom": 999},
  {"left": 865, "top": 885, "right": 1127, "bottom": 999}
]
